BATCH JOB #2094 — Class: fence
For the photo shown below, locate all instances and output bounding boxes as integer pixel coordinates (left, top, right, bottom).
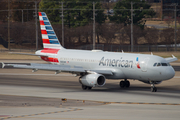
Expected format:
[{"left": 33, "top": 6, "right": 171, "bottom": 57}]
[
  {"left": 0, "top": 36, "right": 8, "bottom": 48},
  {"left": 0, "top": 44, "right": 180, "bottom": 52},
  {"left": 78, "top": 44, "right": 180, "bottom": 52}
]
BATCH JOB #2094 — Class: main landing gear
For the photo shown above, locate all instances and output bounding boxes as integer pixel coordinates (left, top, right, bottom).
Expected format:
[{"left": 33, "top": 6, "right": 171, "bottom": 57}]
[
  {"left": 79, "top": 76, "right": 92, "bottom": 90},
  {"left": 82, "top": 85, "right": 92, "bottom": 90},
  {"left": 150, "top": 81, "right": 157, "bottom": 92},
  {"left": 119, "top": 79, "right": 130, "bottom": 88}
]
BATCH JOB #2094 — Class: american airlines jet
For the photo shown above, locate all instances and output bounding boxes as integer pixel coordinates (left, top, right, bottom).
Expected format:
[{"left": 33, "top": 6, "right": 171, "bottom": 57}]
[{"left": 2, "top": 12, "right": 178, "bottom": 92}]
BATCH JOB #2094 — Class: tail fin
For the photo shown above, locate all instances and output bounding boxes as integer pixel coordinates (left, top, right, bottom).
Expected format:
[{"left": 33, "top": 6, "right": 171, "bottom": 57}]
[{"left": 39, "top": 12, "right": 64, "bottom": 49}]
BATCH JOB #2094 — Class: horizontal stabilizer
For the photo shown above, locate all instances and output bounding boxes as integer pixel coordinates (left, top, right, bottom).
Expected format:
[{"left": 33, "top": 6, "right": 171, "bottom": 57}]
[{"left": 9, "top": 52, "right": 48, "bottom": 57}]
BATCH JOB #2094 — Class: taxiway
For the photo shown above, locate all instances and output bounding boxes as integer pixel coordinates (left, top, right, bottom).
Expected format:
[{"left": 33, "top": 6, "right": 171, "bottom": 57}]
[{"left": 0, "top": 61, "right": 180, "bottom": 120}]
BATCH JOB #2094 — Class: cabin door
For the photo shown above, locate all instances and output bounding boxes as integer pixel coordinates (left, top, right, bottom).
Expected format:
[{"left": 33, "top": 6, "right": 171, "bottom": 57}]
[{"left": 141, "top": 58, "right": 149, "bottom": 72}]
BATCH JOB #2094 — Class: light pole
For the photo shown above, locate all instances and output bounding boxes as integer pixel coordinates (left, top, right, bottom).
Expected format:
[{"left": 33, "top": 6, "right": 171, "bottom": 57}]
[
  {"left": 62, "top": 1, "right": 64, "bottom": 47},
  {"left": 22, "top": 10, "right": 23, "bottom": 23},
  {"left": 93, "top": 2, "right": 95, "bottom": 50},
  {"left": 131, "top": 2, "right": 133, "bottom": 52},
  {"left": 35, "top": 1, "right": 38, "bottom": 50},
  {"left": 8, "top": 0, "right": 10, "bottom": 50},
  {"left": 174, "top": 3, "right": 177, "bottom": 51}
]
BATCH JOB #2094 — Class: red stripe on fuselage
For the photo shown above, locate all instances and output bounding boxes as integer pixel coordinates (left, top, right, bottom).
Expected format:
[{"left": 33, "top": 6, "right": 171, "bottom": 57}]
[
  {"left": 41, "top": 30, "right": 47, "bottom": 34},
  {"left": 41, "top": 56, "right": 59, "bottom": 63},
  {"left": 41, "top": 48, "right": 60, "bottom": 54}
]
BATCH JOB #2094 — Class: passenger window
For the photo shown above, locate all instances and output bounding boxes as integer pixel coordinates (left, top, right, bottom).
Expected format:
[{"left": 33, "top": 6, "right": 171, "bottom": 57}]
[
  {"left": 157, "top": 63, "right": 161, "bottom": 66},
  {"left": 153, "top": 63, "right": 157, "bottom": 66}
]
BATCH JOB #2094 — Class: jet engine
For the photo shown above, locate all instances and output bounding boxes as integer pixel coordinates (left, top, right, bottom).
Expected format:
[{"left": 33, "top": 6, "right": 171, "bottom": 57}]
[{"left": 79, "top": 74, "right": 106, "bottom": 87}]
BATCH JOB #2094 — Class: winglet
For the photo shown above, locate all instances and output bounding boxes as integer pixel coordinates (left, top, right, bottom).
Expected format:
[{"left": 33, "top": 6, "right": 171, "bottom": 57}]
[
  {"left": 122, "top": 50, "right": 124, "bottom": 53},
  {"left": 1, "top": 62, "right": 5, "bottom": 68},
  {"left": 151, "top": 52, "right": 153, "bottom": 55},
  {"left": 165, "top": 55, "right": 178, "bottom": 63}
]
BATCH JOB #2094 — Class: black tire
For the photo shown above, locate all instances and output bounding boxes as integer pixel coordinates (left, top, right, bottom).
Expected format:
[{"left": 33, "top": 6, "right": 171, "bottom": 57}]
[
  {"left": 82, "top": 85, "right": 87, "bottom": 90},
  {"left": 151, "top": 87, "right": 157, "bottom": 92},
  {"left": 154, "top": 87, "right": 157, "bottom": 92},
  {"left": 125, "top": 81, "right": 130, "bottom": 88},
  {"left": 87, "top": 87, "right": 92, "bottom": 90},
  {"left": 120, "top": 81, "right": 125, "bottom": 88}
]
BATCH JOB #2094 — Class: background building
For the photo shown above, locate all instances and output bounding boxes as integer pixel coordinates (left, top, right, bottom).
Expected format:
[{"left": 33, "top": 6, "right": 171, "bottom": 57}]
[{"left": 161, "top": 0, "right": 180, "bottom": 19}]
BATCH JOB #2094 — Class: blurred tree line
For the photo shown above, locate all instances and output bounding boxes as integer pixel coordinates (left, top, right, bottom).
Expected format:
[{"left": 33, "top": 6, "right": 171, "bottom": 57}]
[{"left": 0, "top": 0, "right": 179, "bottom": 49}]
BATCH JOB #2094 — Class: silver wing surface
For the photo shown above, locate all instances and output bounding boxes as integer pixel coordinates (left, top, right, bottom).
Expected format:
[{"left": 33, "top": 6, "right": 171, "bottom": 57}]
[{"left": 2, "top": 63, "right": 113, "bottom": 75}]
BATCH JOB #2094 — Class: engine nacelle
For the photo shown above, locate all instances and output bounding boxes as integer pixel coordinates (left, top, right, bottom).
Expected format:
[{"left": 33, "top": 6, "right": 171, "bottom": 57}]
[{"left": 79, "top": 74, "right": 106, "bottom": 87}]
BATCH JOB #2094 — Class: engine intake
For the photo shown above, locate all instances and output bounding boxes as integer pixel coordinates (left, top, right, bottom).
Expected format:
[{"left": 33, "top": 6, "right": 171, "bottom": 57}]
[{"left": 79, "top": 74, "right": 106, "bottom": 87}]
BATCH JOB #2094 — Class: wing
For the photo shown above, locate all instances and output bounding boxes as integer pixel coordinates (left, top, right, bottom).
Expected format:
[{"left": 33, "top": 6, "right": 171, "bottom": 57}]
[
  {"left": 1, "top": 63, "right": 113, "bottom": 75},
  {"left": 165, "top": 55, "right": 178, "bottom": 63}
]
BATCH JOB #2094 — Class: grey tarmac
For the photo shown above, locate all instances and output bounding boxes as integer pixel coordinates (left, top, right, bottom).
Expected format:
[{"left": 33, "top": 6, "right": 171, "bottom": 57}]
[{"left": 0, "top": 60, "right": 180, "bottom": 120}]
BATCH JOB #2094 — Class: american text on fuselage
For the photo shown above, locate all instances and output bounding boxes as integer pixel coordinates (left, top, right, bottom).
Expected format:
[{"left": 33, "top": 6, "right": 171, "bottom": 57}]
[{"left": 99, "top": 57, "right": 133, "bottom": 68}]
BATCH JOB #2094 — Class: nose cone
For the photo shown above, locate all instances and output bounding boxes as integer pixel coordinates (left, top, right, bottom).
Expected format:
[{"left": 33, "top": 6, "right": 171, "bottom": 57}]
[{"left": 165, "top": 67, "right": 175, "bottom": 79}]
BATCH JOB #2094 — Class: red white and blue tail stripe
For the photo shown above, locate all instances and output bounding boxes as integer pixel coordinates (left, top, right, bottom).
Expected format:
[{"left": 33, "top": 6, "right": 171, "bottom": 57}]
[
  {"left": 37, "top": 12, "right": 64, "bottom": 63},
  {"left": 39, "top": 12, "right": 64, "bottom": 50}
]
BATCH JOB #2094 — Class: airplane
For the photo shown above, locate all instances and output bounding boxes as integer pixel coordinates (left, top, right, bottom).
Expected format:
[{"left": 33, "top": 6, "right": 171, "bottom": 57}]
[{"left": 2, "top": 12, "right": 178, "bottom": 92}]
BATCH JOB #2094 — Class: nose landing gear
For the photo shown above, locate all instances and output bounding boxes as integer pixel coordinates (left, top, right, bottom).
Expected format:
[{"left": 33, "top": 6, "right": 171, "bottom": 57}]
[{"left": 150, "top": 81, "right": 157, "bottom": 92}]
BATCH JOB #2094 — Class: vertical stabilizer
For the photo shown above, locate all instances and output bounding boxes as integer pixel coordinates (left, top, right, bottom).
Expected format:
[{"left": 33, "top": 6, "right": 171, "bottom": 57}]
[{"left": 39, "top": 12, "right": 64, "bottom": 50}]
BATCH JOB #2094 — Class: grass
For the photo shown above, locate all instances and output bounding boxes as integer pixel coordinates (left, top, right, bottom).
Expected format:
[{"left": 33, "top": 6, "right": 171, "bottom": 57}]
[{"left": 0, "top": 52, "right": 41, "bottom": 60}]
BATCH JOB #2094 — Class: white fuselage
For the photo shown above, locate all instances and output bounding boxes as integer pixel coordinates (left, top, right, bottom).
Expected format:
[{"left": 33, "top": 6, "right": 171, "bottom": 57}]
[{"left": 37, "top": 49, "right": 175, "bottom": 82}]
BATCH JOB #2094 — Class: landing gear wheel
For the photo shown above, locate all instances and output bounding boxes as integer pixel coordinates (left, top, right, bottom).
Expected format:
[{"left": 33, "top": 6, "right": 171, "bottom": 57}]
[
  {"left": 120, "top": 81, "right": 125, "bottom": 88},
  {"left": 151, "top": 87, "right": 157, "bottom": 92},
  {"left": 82, "top": 85, "right": 92, "bottom": 90},
  {"left": 87, "top": 87, "right": 92, "bottom": 90},
  {"left": 82, "top": 85, "right": 87, "bottom": 90},
  {"left": 120, "top": 80, "right": 130, "bottom": 88},
  {"left": 125, "top": 81, "right": 130, "bottom": 88},
  {"left": 150, "top": 81, "right": 157, "bottom": 92}
]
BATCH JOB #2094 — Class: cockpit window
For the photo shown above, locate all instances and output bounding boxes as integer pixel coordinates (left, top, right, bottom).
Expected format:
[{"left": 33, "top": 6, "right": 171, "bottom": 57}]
[
  {"left": 161, "top": 63, "right": 168, "bottom": 66},
  {"left": 153, "top": 63, "right": 157, "bottom": 66},
  {"left": 157, "top": 63, "right": 161, "bottom": 66},
  {"left": 154, "top": 62, "right": 170, "bottom": 67}
]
